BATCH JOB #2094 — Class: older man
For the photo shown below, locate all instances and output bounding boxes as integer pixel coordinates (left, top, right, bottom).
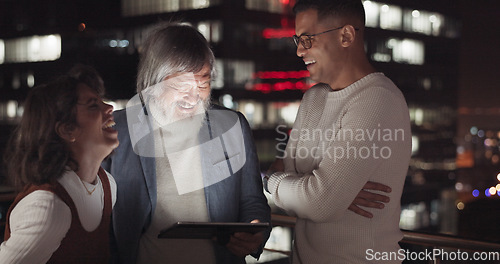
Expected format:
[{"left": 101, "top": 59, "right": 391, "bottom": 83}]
[{"left": 102, "top": 22, "right": 271, "bottom": 264}]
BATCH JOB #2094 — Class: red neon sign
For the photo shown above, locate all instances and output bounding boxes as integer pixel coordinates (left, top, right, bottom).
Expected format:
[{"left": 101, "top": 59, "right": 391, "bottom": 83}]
[
  {"left": 262, "top": 28, "right": 296, "bottom": 39},
  {"left": 254, "top": 70, "right": 310, "bottom": 79},
  {"left": 251, "top": 80, "right": 314, "bottom": 93}
]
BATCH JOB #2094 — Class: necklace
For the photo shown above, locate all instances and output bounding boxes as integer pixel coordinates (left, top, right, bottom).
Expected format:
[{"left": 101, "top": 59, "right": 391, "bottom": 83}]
[{"left": 80, "top": 178, "right": 98, "bottom": 195}]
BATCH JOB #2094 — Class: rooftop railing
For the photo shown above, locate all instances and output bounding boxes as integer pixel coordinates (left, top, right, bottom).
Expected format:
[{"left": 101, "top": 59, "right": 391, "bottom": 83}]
[{"left": 269, "top": 214, "right": 500, "bottom": 264}]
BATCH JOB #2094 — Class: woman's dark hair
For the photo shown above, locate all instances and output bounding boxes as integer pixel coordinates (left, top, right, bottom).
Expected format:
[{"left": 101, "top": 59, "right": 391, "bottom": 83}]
[{"left": 4, "top": 65, "right": 105, "bottom": 190}]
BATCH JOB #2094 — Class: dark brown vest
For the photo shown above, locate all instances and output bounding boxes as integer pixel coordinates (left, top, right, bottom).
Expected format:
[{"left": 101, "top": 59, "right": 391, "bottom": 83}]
[{"left": 4, "top": 167, "right": 112, "bottom": 263}]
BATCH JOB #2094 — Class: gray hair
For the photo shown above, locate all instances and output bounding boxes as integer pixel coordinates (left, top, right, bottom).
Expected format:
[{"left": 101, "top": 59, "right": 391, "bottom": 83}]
[{"left": 136, "top": 22, "right": 216, "bottom": 93}]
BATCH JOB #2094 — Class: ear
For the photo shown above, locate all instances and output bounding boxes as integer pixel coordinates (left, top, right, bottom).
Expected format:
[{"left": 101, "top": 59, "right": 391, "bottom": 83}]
[
  {"left": 341, "top": 25, "right": 357, "bottom": 47},
  {"left": 56, "top": 122, "right": 76, "bottom": 143}
]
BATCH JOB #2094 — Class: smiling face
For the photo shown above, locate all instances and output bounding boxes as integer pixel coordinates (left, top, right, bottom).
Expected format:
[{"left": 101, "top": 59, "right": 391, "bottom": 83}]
[
  {"left": 295, "top": 8, "right": 347, "bottom": 88},
  {"left": 149, "top": 63, "right": 212, "bottom": 126},
  {"left": 70, "top": 83, "right": 119, "bottom": 159}
]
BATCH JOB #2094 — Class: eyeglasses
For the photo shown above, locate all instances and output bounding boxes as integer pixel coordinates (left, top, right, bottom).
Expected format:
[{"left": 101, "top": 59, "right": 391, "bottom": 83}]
[{"left": 293, "top": 26, "right": 359, "bottom": 49}]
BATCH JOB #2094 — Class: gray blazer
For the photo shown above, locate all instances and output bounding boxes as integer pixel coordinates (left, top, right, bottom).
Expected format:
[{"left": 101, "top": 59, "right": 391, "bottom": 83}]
[{"left": 102, "top": 104, "right": 271, "bottom": 264}]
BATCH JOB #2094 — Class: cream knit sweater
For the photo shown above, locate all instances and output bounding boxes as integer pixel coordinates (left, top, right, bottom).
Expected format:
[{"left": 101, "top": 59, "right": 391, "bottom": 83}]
[{"left": 268, "top": 73, "right": 411, "bottom": 263}]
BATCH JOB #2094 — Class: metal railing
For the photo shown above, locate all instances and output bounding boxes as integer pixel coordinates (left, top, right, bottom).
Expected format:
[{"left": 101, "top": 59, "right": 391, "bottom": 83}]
[{"left": 269, "top": 214, "right": 500, "bottom": 263}]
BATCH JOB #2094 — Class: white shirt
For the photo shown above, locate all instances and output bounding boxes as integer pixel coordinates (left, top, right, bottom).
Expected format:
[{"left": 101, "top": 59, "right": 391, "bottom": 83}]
[{"left": 0, "top": 169, "right": 117, "bottom": 264}]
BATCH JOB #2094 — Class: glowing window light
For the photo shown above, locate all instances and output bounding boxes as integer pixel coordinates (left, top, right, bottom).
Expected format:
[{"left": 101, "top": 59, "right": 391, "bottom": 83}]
[
  {"left": 379, "top": 4, "right": 402, "bottom": 30},
  {"left": 280, "top": 102, "right": 300, "bottom": 125},
  {"left": 122, "top": 0, "right": 214, "bottom": 16},
  {"left": 197, "top": 23, "right": 209, "bottom": 40},
  {"left": 193, "top": 0, "right": 209, "bottom": 9},
  {"left": 0, "top": 39, "right": 4, "bottom": 64},
  {"left": 221, "top": 94, "right": 234, "bottom": 109},
  {"left": 411, "top": 135, "right": 419, "bottom": 155},
  {"left": 363, "top": 1, "right": 380, "bottom": 28},
  {"left": 414, "top": 108, "right": 424, "bottom": 126},
  {"left": 243, "top": 103, "right": 255, "bottom": 116},
  {"left": 472, "top": 189, "right": 479, "bottom": 197},
  {"left": 27, "top": 72, "right": 35, "bottom": 87},
  {"left": 4, "top": 35, "right": 61, "bottom": 63},
  {"left": 392, "top": 39, "right": 424, "bottom": 65},
  {"left": 7, "top": 101, "right": 18, "bottom": 118}
]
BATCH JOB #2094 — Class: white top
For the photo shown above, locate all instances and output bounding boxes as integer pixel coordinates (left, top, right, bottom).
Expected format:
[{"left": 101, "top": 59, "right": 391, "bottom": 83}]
[
  {"left": 268, "top": 73, "right": 412, "bottom": 263},
  {"left": 137, "top": 127, "right": 215, "bottom": 264},
  {"left": 0, "top": 169, "right": 117, "bottom": 264}
]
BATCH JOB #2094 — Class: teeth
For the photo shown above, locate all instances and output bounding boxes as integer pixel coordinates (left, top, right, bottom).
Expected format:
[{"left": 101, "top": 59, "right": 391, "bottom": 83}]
[
  {"left": 305, "top": 60, "right": 316, "bottom": 65},
  {"left": 103, "top": 120, "right": 116, "bottom": 129},
  {"left": 178, "top": 103, "right": 195, "bottom": 109}
]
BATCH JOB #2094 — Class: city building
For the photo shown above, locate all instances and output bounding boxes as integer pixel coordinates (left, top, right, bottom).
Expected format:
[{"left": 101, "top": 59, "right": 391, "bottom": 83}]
[{"left": 3, "top": 0, "right": 488, "bottom": 256}]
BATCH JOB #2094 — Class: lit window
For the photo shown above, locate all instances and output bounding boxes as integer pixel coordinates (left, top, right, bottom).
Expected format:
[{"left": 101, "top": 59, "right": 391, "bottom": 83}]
[
  {"left": 371, "top": 37, "right": 424, "bottom": 65},
  {"left": 404, "top": 9, "right": 442, "bottom": 36},
  {"left": 4, "top": 35, "right": 61, "bottom": 63},
  {"left": 213, "top": 60, "right": 224, "bottom": 89},
  {"left": 245, "top": 0, "right": 291, "bottom": 14},
  {"left": 379, "top": 4, "right": 402, "bottom": 30},
  {"left": 195, "top": 21, "right": 222, "bottom": 44},
  {"left": 364, "top": 1, "right": 456, "bottom": 38},
  {"left": 392, "top": 39, "right": 424, "bottom": 65},
  {"left": 27, "top": 72, "right": 35, "bottom": 88},
  {"left": 122, "top": 0, "right": 220, "bottom": 16},
  {"left": 429, "top": 14, "right": 444, "bottom": 36},
  {"left": 220, "top": 59, "right": 255, "bottom": 87},
  {"left": 364, "top": 1, "right": 401, "bottom": 30},
  {"left": 0, "top": 39, "right": 4, "bottom": 64},
  {"left": 198, "top": 23, "right": 210, "bottom": 40},
  {"left": 238, "top": 101, "right": 264, "bottom": 127},
  {"left": 279, "top": 102, "right": 299, "bottom": 126},
  {"left": 411, "top": 135, "right": 419, "bottom": 155},
  {"left": 7, "top": 100, "right": 18, "bottom": 119},
  {"left": 363, "top": 1, "right": 380, "bottom": 28},
  {"left": 193, "top": 0, "right": 210, "bottom": 9}
]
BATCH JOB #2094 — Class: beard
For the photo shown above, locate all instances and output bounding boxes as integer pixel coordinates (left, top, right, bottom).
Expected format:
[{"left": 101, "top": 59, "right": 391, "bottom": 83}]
[{"left": 149, "top": 93, "right": 211, "bottom": 133}]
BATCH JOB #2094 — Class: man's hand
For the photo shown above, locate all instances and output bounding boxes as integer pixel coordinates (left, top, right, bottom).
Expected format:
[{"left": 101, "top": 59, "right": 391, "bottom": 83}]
[
  {"left": 226, "top": 220, "right": 265, "bottom": 258},
  {"left": 349, "top": 181, "right": 391, "bottom": 218}
]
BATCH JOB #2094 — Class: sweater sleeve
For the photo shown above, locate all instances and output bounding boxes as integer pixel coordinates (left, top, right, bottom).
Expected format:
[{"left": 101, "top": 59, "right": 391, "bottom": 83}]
[
  {"left": 0, "top": 191, "right": 71, "bottom": 264},
  {"left": 268, "top": 86, "right": 410, "bottom": 222}
]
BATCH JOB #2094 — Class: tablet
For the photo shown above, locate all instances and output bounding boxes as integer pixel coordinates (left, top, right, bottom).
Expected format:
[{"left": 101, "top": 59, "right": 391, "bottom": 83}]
[{"left": 158, "top": 222, "right": 270, "bottom": 239}]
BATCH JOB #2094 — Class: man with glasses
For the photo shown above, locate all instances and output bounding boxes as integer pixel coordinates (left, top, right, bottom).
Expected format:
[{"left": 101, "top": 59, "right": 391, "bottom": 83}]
[{"left": 265, "top": 0, "right": 412, "bottom": 263}]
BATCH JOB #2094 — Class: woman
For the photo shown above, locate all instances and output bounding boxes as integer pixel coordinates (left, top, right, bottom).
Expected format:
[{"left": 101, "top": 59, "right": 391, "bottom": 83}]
[{"left": 0, "top": 66, "right": 119, "bottom": 263}]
